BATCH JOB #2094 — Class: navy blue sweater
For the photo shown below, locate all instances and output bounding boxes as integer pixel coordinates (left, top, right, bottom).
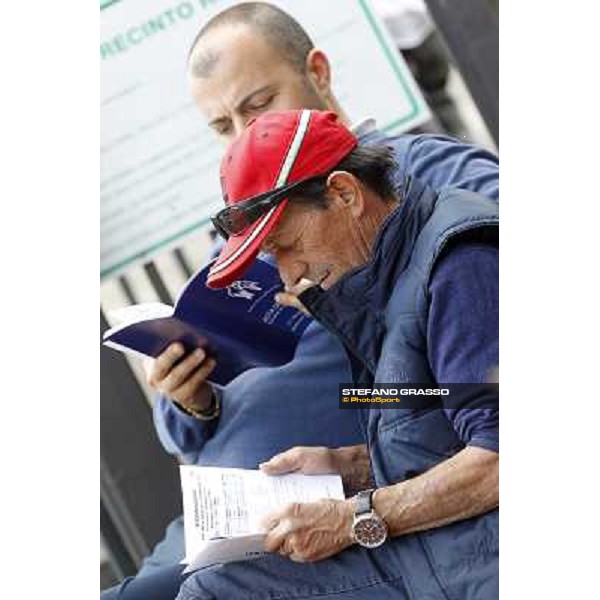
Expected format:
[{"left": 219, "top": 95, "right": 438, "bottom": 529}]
[{"left": 428, "top": 243, "right": 499, "bottom": 452}]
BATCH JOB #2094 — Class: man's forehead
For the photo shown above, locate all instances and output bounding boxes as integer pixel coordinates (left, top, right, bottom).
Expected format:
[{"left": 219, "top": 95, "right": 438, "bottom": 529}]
[
  {"left": 190, "top": 27, "right": 284, "bottom": 110},
  {"left": 192, "top": 73, "right": 274, "bottom": 126},
  {"left": 189, "top": 23, "right": 274, "bottom": 80}
]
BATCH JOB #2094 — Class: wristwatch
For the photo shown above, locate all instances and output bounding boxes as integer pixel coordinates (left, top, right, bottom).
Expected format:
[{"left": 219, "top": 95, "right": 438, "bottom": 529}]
[{"left": 351, "top": 489, "right": 388, "bottom": 549}]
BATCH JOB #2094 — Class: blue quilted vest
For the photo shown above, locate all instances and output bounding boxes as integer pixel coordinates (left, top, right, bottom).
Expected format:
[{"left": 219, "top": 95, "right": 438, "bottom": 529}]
[{"left": 300, "top": 177, "right": 499, "bottom": 599}]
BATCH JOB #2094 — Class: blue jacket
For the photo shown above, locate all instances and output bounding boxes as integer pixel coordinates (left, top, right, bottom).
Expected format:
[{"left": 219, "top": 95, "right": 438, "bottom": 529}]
[
  {"left": 155, "top": 321, "right": 364, "bottom": 468},
  {"left": 299, "top": 177, "right": 499, "bottom": 599},
  {"left": 154, "top": 132, "right": 499, "bottom": 468}
]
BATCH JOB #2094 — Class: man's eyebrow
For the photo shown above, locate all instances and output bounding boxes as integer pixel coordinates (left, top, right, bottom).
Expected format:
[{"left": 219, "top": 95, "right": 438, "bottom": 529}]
[
  {"left": 235, "top": 85, "right": 273, "bottom": 113},
  {"left": 262, "top": 230, "right": 280, "bottom": 249},
  {"left": 208, "top": 86, "right": 273, "bottom": 129},
  {"left": 208, "top": 116, "right": 231, "bottom": 129}
]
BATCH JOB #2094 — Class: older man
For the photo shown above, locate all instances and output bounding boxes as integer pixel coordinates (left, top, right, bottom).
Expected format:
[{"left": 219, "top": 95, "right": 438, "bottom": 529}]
[{"left": 169, "top": 109, "right": 499, "bottom": 600}]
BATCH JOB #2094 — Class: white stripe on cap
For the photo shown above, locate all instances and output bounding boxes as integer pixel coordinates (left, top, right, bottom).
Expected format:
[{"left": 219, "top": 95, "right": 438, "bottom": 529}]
[{"left": 209, "top": 109, "right": 312, "bottom": 277}]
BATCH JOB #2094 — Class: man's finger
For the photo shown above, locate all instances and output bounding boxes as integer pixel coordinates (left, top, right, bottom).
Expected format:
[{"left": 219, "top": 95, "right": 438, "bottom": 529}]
[
  {"left": 161, "top": 348, "right": 207, "bottom": 392},
  {"left": 143, "top": 357, "right": 155, "bottom": 380},
  {"left": 289, "top": 278, "right": 317, "bottom": 295},
  {"left": 259, "top": 505, "right": 288, "bottom": 531},
  {"left": 150, "top": 343, "right": 185, "bottom": 384},
  {"left": 263, "top": 518, "right": 294, "bottom": 553},
  {"left": 288, "top": 552, "right": 308, "bottom": 563},
  {"left": 274, "top": 292, "right": 311, "bottom": 315},
  {"left": 259, "top": 448, "right": 303, "bottom": 475},
  {"left": 171, "top": 358, "right": 216, "bottom": 403}
]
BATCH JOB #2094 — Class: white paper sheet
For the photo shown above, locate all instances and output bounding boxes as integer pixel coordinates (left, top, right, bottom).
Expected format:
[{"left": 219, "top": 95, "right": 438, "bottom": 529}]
[{"left": 179, "top": 466, "right": 345, "bottom": 572}]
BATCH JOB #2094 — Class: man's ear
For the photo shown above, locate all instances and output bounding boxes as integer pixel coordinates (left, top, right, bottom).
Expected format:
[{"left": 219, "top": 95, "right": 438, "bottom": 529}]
[
  {"left": 305, "top": 49, "right": 332, "bottom": 95},
  {"left": 326, "top": 171, "right": 365, "bottom": 216}
]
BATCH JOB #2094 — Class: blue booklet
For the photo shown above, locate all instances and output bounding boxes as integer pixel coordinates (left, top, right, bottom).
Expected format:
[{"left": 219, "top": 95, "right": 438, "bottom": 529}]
[{"left": 102, "top": 259, "right": 312, "bottom": 386}]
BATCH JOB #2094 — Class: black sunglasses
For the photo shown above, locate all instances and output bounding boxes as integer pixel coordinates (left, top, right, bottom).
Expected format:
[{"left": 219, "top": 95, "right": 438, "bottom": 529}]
[{"left": 211, "top": 176, "right": 323, "bottom": 241}]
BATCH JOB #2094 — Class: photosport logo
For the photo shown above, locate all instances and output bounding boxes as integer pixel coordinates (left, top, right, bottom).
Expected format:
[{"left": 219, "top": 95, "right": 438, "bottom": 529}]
[{"left": 226, "top": 280, "right": 263, "bottom": 301}]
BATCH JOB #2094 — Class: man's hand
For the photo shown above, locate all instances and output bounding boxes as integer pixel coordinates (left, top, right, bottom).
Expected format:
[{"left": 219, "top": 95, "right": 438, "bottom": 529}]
[
  {"left": 261, "top": 498, "right": 355, "bottom": 563},
  {"left": 274, "top": 278, "right": 316, "bottom": 315},
  {"left": 144, "top": 343, "right": 216, "bottom": 412},
  {"left": 259, "top": 446, "right": 340, "bottom": 475},
  {"left": 260, "top": 445, "right": 373, "bottom": 497}
]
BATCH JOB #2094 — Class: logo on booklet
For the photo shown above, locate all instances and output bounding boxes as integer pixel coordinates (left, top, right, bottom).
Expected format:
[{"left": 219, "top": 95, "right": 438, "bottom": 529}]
[{"left": 227, "top": 280, "right": 262, "bottom": 301}]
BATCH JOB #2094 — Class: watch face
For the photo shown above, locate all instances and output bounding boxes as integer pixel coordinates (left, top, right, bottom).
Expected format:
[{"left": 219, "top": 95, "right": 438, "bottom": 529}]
[{"left": 353, "top": 514, "right": 387, "bottom": 549}]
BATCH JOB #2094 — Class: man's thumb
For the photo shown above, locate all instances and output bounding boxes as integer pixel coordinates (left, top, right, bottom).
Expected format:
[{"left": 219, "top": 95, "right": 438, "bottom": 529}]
[
  {"left": 259, "top": 450, "right": 298, "bottom": 475},
  {"left": 275, "top": 292, "right": 311, "bottom": 315}
]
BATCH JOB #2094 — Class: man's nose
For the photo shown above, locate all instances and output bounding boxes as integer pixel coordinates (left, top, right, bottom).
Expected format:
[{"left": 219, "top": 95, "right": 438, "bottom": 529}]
[{"left": 231, "top": 115, "right": 255, "bottom": 140}]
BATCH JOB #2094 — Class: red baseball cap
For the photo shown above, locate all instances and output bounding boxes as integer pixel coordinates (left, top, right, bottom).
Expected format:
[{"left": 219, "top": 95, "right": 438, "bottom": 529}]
[{"left": 206, "top": 109, "right": 358, "bottom": 289}]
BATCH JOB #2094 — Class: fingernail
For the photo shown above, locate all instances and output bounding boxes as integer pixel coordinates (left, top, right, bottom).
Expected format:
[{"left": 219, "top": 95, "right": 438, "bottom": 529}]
[
  {"left": 172, "top": 344, "right": 183, "bottom": 356},
  {"left": 194, "top": 348, "right": 204, "bottom": 359}
]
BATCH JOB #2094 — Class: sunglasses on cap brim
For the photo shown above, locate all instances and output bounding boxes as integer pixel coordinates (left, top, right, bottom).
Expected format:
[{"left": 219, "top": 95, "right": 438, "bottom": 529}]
[{"left": 211, "top": 175, "right": 323, "bottom": 241}]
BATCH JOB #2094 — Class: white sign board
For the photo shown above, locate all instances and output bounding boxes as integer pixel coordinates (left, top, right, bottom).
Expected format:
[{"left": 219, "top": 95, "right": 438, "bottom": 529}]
[{"left": 100, "top": 0, "right": 429, "bottom": 278}]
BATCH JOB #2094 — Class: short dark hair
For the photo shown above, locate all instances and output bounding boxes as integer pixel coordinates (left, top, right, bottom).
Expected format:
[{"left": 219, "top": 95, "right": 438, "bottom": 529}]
[
  {"left": 188, "top": 2, "right": 314, "bottom": 76},
  {"left": 289, "top": 145, "right": 398, "bottom": 208}
]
